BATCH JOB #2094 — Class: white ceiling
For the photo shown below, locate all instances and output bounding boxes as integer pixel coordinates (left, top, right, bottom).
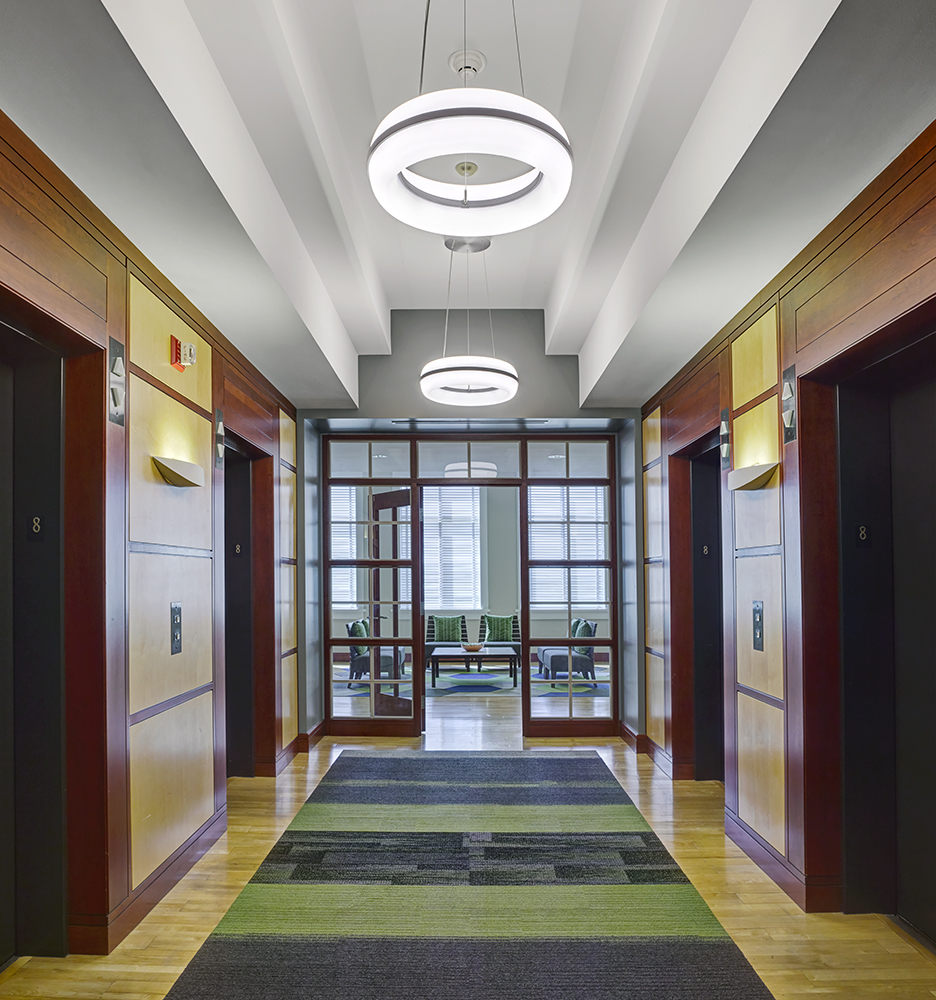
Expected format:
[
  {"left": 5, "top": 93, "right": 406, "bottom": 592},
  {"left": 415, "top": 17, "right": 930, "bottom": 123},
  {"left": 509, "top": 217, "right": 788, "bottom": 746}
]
[{"left": 1, "top": 1, "right": 935, "bottom": 408}]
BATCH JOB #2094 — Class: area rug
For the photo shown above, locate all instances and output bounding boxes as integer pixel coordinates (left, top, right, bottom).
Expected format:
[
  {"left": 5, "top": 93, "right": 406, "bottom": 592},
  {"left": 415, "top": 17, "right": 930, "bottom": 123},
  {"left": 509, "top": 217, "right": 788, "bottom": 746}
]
[{"left": 166, "top": 751, "right": 773, "bottom": 1000}]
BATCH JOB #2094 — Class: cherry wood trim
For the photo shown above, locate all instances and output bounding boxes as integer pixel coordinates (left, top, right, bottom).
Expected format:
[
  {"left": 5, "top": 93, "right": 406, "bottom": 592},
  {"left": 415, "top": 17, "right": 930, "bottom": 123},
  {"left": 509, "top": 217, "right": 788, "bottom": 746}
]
[
  {"left": 735, "top": 684, "right": 784, "bottom": 710},
  {"left": 64, "top": 348, "right": 112, "bottom": 921},
  {"left": 127, "top": 362, "right": 212, "bottom": 421},
  {"left": 294, "top": 721, "right": 325, "bottom": 753},
  {"left": 127, "top": 683, "right": 214, "bottom": 727},
  {"left": 281, "top": 646, "right": 299, "bottom": 658},
  {"left": 325, "top": 718, "right": 422, "bottom": 738},
  {"left": 726, "top": 812, "right": 841, "bottom": 912},
  {"left": 731, "top": 385, "right": 779, "bottom": 419},
  {"left": 68, "top": 809, "right": 227, "bottom": 955},
  {"left": 619, "top": 722, "right": 650, "bottom": 754},
  {"left": 643, "top": 117, "right": 936, "bottom": 414},
  {"left": 128, "top": 541, "right": 211, "bottom": 558},
  {"left": 251, "top": 456, "right": 278, "bottom": 774},
  {"left": 736, "top": 545, "right": 782, "bottom": 558},
  {"left": 525, "top": 720, "right": 618, "bottom": 738},
  {"left": 0, "top": 111, "right": 295, "bottom": 415}
]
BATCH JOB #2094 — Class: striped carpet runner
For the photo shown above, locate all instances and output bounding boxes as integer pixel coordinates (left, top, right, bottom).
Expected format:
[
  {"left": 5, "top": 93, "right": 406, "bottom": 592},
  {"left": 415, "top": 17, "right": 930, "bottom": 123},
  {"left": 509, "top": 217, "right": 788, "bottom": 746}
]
[{"left": 167, "top": 750, "right": 773, "bottom": 999}]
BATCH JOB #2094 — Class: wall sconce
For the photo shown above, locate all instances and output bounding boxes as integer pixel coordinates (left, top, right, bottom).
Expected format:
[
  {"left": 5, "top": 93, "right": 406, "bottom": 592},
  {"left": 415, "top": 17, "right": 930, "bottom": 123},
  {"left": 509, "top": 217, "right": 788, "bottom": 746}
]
[
  {"left": 727, "top": 461, "right": 779, "bottom": 491},
  {"left": 152, "top": 456, "right": 205, "bottom": 488},
  {"left": 781, "top": 365, "right": 796, "bottom": 443}
]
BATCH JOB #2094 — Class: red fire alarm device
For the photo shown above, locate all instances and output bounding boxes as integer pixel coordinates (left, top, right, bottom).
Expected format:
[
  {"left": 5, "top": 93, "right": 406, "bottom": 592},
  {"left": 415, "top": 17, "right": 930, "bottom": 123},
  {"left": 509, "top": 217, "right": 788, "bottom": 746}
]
[
  {"left": 170, "top": 336, "right": 196, "bottom": 372},
  {"left": 171, "top": 335, "right": 185, "bottom": 372}
]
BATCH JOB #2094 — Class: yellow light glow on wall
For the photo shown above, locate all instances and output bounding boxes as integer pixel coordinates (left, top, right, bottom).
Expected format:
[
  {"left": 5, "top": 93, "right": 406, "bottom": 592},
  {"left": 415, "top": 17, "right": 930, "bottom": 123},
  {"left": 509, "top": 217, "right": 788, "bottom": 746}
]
[{"left": 733, "top": 397, "right": 779, "bottom": 472}]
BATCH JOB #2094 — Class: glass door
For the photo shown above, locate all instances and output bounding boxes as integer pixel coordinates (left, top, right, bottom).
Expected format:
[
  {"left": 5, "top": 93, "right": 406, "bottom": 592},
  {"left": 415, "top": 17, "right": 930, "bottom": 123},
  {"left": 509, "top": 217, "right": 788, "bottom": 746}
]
[
  {"left": 521, "top": 441, "right": 617, "bottom": 735},
  {"left": 325, "top": 439, "right": 421, "bottom": 735}
]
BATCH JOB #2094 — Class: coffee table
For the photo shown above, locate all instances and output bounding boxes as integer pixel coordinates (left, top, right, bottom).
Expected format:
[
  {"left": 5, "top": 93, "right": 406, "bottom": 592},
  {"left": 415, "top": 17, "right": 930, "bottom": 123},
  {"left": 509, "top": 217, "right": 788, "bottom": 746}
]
[{"left": 427, "top": 645, "right": 519, "bottom": 687}]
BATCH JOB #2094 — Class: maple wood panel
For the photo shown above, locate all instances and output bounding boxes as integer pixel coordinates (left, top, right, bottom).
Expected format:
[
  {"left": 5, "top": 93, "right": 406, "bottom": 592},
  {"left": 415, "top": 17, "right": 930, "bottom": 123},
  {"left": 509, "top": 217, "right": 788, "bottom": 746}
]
[
  {"left": 128, "top": 552, "right": 212, "bottom": 715},
  {"left": 734, "top": 470, "right": 781, "bottom": 550},
  {"left": 279, "top": 409, "right": 297, "bottom": 468},
  {"left": 646, "top": 652, "right": 665, "bottom": 748},
  {"left": 735, "top": 554, "right": 784, "bottom": 700},
  {"left": 281, "top": 652, "right": 299, "bottom": 749},
  {"left": 642, "top": 408, "right": 661, "bottom": 464},
  {"left": 731, "top": 306, "right": 778, "bottom": 409},
  {"left": 279, "top": 467, "right": 297, "bottom": 561},
  {"left": 643, "top": 463, "right": 663, "bottom": 559},
  {"left": 128, "top": 693, "right": 214, "bottom": 890},
  {"left": 128, "top": 375, "right": 212, "bottom": 550},
  {"left": 128, "top": 275, "right": 212, "bottom": 410},
  {"left": 732, "top": 396, "right": 780, "bottom": 472},
  {"left": 644, "top": 562, "right": 664, "bottom": 653},
  {"left": 280, "top": 563, "right": 297, "bottom": 654},
  {"left": 737, "top": 693, "right": 786, "bottom": 854}
]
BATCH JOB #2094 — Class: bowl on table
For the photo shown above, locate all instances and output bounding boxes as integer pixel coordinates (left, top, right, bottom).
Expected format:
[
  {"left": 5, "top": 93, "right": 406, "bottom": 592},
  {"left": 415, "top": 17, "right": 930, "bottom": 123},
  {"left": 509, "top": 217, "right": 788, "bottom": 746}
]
[{"left": 461, "top": 642, "right": 484, "bottom": 653}]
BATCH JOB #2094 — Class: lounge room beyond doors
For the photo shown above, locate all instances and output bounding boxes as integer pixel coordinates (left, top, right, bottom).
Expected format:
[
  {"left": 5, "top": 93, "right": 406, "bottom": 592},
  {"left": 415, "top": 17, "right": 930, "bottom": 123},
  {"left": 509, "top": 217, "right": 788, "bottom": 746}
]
[{"left": 324, "top": 437, "right": 617, "bottom": 738}]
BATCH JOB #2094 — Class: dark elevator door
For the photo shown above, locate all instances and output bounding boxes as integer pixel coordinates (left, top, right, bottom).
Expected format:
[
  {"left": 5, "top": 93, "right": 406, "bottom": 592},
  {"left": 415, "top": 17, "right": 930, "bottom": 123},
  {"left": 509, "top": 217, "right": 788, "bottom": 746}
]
[
  {"left": 838, "top": 334, "right": 936, "bottom": 943},
  {"left": 0, "top": 361, "right": 14, "bottom": 967},
  {"left": 225, "top": 448, "right": 254, "bottom": 776},
  {"left": 690, "top": 446, "right": 724, "bottom": 781}
]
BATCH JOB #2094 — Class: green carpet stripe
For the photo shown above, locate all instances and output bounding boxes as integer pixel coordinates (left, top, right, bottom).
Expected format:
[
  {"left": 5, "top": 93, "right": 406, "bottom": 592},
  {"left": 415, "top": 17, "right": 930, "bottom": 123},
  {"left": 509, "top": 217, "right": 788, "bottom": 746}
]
[
  {"left": 288, "top": 804, "right": 650, "bottom": 833},
  {"left": 214, "top": 884, "right": 727, "bottom": 939}
]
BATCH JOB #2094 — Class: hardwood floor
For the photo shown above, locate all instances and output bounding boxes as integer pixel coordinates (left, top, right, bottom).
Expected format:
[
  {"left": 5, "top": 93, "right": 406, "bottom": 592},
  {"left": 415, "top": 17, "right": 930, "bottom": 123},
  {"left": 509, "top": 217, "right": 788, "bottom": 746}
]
[{"left": 2, "top": 696, "right": 934, "bottom": 999}]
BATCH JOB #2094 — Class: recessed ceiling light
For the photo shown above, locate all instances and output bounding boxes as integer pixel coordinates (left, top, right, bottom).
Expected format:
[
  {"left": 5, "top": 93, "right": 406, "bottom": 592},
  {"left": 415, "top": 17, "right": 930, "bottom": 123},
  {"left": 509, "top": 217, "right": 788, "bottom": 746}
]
[
  {"left": 548, "top": 454, "right": 564, "bottom": 460},
  {"left": 373, "top": 454, "right": 389, "bottom": 459}
]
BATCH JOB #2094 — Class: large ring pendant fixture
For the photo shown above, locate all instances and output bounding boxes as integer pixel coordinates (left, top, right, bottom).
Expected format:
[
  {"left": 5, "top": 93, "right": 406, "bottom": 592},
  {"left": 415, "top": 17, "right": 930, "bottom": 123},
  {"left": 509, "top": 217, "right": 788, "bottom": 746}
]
[
  {"left": 420, "top": 355, "right": 519, "bottom": 406},
  {"left": 368, "top": 88, "right": 573, "bottom": 237}
]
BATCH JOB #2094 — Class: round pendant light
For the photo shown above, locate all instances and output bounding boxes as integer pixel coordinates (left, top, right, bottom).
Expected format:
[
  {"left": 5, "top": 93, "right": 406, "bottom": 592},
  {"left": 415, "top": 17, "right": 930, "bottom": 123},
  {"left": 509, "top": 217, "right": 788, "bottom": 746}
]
[
  {"left": 368, "top": 88, "right": 573, "bottom": 237},
  {"left": 443, "top": 461, "right": 498, "bottom": 478},
  {"left": 420, "top": 355, "right": 518, "bottom": 407}
]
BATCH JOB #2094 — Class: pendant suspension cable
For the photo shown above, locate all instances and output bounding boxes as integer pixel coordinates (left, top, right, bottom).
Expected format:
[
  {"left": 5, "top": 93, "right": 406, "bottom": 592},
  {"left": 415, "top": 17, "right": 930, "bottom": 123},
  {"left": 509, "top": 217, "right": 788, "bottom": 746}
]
[
  {"left": 442, "top": 247, "right": 455, "bottom": 357},
  {"left": 418, "top": 0, "right": 432, "bottom": 95},
  {"left": 463, "top": 0, "right": 468, "bottom": 87},
  {"left": 465, "top": 250, "right": 471, "bottom": 354},
  {"left": 482, "top": 250, "right": 496, "bottom": 358},
  {"left": 511, "top": 0, "right": 525, "bottom": 98}
]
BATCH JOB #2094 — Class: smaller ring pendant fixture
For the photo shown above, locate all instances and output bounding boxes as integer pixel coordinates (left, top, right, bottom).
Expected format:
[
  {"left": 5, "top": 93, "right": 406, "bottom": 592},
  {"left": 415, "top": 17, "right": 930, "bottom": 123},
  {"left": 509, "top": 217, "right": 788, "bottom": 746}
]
[
  {"left": 369, "top": 89, "right": 572, "bottom": 237},
  {"left": 420, "top": 354, "right": 519, "bottom": 406}
]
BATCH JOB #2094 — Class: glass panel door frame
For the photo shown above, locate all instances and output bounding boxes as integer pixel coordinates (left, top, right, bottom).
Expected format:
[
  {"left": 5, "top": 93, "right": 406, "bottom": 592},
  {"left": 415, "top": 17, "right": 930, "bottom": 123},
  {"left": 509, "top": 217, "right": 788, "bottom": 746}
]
[{"left": 322, "top": 433, "right": 619, "bottom": 737}]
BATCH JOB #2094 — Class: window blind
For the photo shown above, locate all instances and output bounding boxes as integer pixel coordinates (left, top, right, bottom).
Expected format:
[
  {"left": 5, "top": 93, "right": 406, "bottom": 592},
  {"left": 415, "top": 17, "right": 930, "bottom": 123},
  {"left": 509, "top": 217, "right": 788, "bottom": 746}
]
[
  {"left": 528, "top": 486, "right": 607, "bottom": 604},
  {"left": 329, "top": 486, "right": 358, "bottom": 607},
  {"left": 422, "top": 485, "right": 481, "bottom": 609}
]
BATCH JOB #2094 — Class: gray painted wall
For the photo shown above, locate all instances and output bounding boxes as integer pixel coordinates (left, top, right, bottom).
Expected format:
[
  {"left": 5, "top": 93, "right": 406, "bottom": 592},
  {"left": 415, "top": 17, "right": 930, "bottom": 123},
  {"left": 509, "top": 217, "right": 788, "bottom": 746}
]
[
  {"left": 308, "top": 310, "right": 633, "bottom": 421},
  {"left": 298, "top": 419, "right": 323, "bottom": 733},
  {"left": 482, "top": 487, "right": 520, "bottom": 616}
]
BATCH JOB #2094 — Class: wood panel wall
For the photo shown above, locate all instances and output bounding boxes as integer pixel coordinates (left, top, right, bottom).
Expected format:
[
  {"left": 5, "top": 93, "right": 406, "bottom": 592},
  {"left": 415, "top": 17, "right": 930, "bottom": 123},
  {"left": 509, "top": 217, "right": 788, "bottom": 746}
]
[
  {"left": 0, "top": 108, "right": 297, "bottom": 953},
  {"left": 639, "top": 117, "right": 936, "bottom": 911}
]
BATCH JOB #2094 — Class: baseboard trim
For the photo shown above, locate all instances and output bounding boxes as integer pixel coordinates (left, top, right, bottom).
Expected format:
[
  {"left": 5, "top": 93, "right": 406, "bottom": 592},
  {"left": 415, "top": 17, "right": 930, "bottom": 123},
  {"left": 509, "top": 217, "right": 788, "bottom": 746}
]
[
  {"left": 619, "top": 722, "right": 650, "bottom": 754},
  {"left": 68, "top": 807, "right": 227, "bottom": 954},
  {"left": 294, "top": 721, "right": 325, "bottom": 753},
  {"left": 255, "top": 734, "right": 300, "bottom": 777},
  {"left": 725, "top": 811, "right": 841, "bottom": 912},
  {"left": 645, "top": 738, "right": 673, "bottom": 777}
]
